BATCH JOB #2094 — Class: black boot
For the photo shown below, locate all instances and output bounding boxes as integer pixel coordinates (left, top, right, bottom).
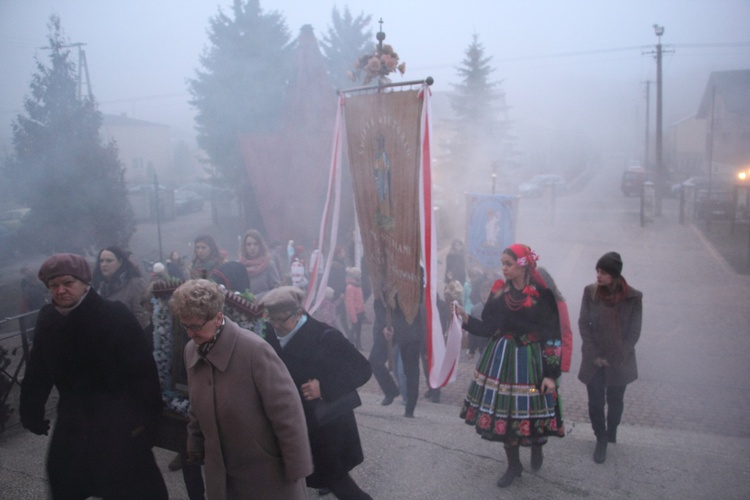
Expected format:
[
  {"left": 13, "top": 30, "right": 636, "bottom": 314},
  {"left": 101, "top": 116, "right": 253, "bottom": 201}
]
[
  {"left": 607, "top": 425, "right": 617, "bottom": 444},
  {"left": 593, "top": 438, "right": 607, "bottom": 464},
  {"left": 497, "top": 445, "right": 523, "bottom": 487},
  {"left": 531, "top": 444, "right": 543, "bottom": 471}
]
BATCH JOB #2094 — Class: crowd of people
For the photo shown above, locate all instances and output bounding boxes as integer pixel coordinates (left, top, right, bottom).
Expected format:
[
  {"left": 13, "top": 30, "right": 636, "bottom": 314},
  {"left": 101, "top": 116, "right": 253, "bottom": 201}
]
[{"left": 17, "top": 229, "right": 641, "bottom": 496}]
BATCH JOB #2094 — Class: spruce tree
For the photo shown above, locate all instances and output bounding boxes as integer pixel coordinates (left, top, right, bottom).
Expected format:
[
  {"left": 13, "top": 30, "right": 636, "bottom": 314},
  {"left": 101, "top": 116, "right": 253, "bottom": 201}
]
[
  {"left": 188, "top": 0, "right": 292, "bottom": 228},
  {"left": 319, "top": 6, "right": 373, "bottom": 91},
  {"left": 4, "top": 15, "right": 134, "bottom": 254},
  {"left": 444, "top": 34, "right": 515, "bottom": 193}
]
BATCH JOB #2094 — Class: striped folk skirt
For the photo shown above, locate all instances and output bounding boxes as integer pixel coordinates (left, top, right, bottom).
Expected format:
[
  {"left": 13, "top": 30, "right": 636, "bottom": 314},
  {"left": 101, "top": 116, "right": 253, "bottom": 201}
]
[{"left": 459, "top": 335, "right": 565, "bottom": 445}]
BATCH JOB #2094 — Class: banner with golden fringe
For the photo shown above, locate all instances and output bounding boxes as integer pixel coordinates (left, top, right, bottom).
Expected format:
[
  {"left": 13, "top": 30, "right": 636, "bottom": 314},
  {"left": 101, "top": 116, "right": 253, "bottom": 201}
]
[{"left": 344, "top": 90, "right": 423, "bottom": 323}]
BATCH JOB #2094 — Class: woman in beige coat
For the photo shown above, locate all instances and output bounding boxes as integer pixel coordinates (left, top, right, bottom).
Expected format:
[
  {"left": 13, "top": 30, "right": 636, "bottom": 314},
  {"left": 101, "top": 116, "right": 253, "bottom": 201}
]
[{"left": 171, "top": 279, "right": 313, "bottom": 499}]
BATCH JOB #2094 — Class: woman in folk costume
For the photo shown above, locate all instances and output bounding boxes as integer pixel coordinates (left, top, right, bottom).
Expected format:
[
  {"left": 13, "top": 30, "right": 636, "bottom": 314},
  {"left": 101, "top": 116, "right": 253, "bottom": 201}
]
[
  {"left": 239, "top": 229, "right": 282, "bottom": 300},
  {"left": 454, "top": 243, "right": 565, "bottom": 488},
  {"left": 578, "top": 251, "right": 642, "bottom": 464}
]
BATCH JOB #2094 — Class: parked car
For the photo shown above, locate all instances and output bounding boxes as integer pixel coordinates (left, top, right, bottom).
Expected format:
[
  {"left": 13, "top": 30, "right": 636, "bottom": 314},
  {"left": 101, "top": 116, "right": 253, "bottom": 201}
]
[
  {"left": 671, "top": 176, "right": 734, "bottom": 198},
  {"left": 177, "top": 182, "right": 231, "bottom": 201},
  {"left": 621, "top": 166, "right": 652, "bottom": 196},
  {"left": 0, "top": 207, "right": 31, "bottom": 232},
  {"left": 671, "top": 176, "right": 710, "bottom": 197},
  {"left": 173, "top": 189, "right": 204, "bottom": 214},
  {"left": 127, "top": 183, "right": 169, "bottom": 194},
  {"left": 518, "top": 174, "right": 565, "bottom": 197}
]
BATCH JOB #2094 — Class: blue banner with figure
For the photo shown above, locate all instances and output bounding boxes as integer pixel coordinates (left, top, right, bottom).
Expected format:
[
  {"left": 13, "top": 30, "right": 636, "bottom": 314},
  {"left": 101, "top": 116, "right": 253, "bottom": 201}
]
[{"left": 465, "top": 193, "right": 518, "bottom": 272}]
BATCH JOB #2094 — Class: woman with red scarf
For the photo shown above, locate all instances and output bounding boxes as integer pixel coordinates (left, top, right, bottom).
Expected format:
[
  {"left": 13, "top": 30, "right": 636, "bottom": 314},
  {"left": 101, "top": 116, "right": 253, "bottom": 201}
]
[
  {"left": 240, "top": 229, "right": 281, "bottom": 300},
  {"left": 578, "top": 251, "right": 642, "bottom": 464},
  {"left": 454, "top": 243, "right": 565, "bottom": 488}
]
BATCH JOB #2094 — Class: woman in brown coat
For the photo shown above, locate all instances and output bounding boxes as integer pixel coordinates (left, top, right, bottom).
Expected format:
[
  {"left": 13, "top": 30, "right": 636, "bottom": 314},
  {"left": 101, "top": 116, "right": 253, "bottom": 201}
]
[
  {"left": 92, "top": 246, "right": 150, "bottom": 329},
  {"left": 578, "top": 252, "right": 643, "bottom": 464},
  {"left": 171, "top": 280, "right": 313, "bottom": 499}
]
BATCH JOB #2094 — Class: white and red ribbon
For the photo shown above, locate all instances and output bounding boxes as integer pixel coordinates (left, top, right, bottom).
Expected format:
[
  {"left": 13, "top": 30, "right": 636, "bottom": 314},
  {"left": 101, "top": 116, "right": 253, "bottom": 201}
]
[{"left": 419, "top": 85, "right": 462, "bottom": 388}]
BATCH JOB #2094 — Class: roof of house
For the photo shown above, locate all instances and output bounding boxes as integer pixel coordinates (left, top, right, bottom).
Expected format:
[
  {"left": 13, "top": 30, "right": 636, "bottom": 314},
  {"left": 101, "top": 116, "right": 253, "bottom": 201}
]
[
  {"left": 696, "top": 69, "right": 750, "bottom": 118},
  {"left": 102, "top": 113, "right": 168, "bottom": 128}
]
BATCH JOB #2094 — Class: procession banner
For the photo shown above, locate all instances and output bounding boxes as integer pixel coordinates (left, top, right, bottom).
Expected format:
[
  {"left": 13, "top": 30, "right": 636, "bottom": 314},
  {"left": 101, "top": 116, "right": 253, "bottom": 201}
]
[
  {"left": 465, "top": 193, "right": 518, "bottom": 273},
  {"left": 308, "top": 84, "right": 461, "bottom": 388},
  {"left": 343, "top": 89, "right": 423, "bottom": 323}
]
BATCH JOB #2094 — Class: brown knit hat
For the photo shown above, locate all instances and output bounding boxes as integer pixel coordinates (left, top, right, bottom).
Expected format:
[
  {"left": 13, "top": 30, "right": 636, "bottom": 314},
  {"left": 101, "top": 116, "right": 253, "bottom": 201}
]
[{"left": 38, "top": 253, "right": 92, "bottom": 285}]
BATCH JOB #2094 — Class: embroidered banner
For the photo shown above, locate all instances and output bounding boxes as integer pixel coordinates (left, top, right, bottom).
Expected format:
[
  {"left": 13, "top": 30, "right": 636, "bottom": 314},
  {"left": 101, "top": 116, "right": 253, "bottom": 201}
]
[
  {"left": 465, "top": 193, "right": 518, "bottom": 273},
  {"left": 344, "top": 90, "right": 423, "bottom": 323}
]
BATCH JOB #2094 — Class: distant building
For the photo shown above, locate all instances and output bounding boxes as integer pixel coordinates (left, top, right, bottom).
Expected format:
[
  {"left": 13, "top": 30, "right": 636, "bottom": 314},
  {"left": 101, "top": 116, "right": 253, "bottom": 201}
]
[
  {"left": 696, "top": 69, "right": 750, "bottom": 178},
  {"left": 101, "top": 114, "right": 172, "bottom": 185}
]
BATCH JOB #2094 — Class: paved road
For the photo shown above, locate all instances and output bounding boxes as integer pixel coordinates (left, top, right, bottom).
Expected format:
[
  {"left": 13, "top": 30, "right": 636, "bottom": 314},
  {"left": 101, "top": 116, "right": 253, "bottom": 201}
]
[{"left": 2, "top": 161, "right": 750, "bottom": 498}]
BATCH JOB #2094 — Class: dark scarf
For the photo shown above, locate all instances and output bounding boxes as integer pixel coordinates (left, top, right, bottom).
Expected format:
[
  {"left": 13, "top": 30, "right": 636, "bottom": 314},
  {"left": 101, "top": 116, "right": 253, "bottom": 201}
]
[
  {"left": 197, "top": 318, "right": 225, "bottom": 358},
  {"left": 594, "top": 276, "right": 630, "bottom": 364}
]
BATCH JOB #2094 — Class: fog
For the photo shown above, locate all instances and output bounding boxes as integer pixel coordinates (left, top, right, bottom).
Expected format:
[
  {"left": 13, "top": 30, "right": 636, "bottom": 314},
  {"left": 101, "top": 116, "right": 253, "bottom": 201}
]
[
  {"left": 1, "top": 2, "right": 750, "bottom": 493},
  {"left": 1, "top": 0, "right": 749, "bottom": 153}
]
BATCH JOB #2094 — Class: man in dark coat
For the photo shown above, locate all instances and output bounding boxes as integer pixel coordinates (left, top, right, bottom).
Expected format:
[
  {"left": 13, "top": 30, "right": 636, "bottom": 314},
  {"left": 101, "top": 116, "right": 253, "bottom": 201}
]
[
  {"left": 372, "top": 294, "right": 425, "bottom": 417},
  {"left": 20, "top": 253, "right": 168, "bottom": 499},
  {"left": 262, "top": 286, "right": 373, "bottom": 500}
]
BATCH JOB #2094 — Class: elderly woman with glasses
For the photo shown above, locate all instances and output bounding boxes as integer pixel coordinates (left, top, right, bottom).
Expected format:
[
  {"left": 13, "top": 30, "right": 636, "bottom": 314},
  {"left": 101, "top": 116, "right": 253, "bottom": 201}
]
[
  {"left": 170, "top": 279, "right": 313, "bottom": 499},
  {"left": 261, "top": 286, "right": 373, "bottom": 500}
]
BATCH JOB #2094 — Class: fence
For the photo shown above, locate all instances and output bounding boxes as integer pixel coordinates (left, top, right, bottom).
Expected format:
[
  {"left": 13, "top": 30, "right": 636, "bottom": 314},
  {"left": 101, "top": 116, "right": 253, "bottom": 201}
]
[{"left": 0, "top": 310, "right": 39, "bottom": 431}]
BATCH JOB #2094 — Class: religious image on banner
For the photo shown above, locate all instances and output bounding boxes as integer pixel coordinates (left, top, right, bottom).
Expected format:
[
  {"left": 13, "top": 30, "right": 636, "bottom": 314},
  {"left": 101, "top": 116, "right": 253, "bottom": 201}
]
[
  {"left": 465, "top": 193, "right": 518, "bottom": 273},
  {"left": 344, "top": 90, "right": 423, "bottom": 323}
]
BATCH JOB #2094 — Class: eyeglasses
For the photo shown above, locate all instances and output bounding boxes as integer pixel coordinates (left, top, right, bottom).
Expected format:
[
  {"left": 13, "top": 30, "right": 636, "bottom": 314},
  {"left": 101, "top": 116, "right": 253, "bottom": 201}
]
[
  {"left": 266, "top": 311, "right": 295, "bottom": 325},
  {"left": 180, "top": 318, "right": 211, "bottom": 332}
]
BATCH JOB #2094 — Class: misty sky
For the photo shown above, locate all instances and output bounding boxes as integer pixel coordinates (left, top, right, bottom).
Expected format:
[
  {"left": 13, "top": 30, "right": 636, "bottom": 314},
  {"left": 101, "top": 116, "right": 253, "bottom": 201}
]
[{"left": 1, "top": 0, "right": 749, "bottom": 155}]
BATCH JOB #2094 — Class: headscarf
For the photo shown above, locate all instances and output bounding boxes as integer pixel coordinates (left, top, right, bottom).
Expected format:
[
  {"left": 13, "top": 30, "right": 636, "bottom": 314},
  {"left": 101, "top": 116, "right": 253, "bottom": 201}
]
[{"left": 504, "top": 243, "right": 547, "bottom": 289}]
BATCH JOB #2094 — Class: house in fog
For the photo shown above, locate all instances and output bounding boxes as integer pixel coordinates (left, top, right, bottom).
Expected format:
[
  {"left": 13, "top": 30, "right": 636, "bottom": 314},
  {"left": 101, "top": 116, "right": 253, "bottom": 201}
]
[
  {"left": 696, "top": 69, "right": 750, "bottom": 179},
  {"left": 101, "top": 114, "right": 172, "bottom": 185}
]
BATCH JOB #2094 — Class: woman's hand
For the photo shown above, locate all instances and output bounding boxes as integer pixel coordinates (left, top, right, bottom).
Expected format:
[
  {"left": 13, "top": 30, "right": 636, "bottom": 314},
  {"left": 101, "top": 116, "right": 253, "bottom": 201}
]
[
  {"left": 301, "top": 378, "right": 321, "bottom": 400},
  {"left": 540, "top": 377, "right": 556, "bottom": 395},
  {"left": 594, "top": 357, "right": 609, "bottom": 368},
  {"left": 451, "top": 301, "right": 468, "bottom": 324}
]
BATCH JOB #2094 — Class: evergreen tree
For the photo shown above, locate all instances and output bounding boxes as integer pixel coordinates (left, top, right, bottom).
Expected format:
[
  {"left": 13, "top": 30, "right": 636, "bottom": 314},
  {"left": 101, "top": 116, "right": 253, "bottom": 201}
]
[
  {"left": 319, "top": 6, "right": 373, "bottom": 90},
  {"left": 443, "top": 34, "right": 515, "bottom": 193},
  {"left": 4, "top": 15, "right": 134, "bottom": 254},
  {"left": 188, "top": 0, "right": 292, "bottom": 227}
]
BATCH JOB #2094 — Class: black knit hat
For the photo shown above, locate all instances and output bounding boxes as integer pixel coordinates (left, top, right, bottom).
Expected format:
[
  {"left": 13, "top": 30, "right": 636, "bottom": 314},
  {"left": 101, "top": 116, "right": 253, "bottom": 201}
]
[{"left": 596, "top": 252, "right": 623, "bottom": 277}]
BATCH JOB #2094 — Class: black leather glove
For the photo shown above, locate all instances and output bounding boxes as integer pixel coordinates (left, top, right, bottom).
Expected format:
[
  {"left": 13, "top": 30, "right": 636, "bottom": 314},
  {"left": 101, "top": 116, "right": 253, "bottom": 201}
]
[{"left": 24, "top": 419, "right": 51, "bottom": 436}]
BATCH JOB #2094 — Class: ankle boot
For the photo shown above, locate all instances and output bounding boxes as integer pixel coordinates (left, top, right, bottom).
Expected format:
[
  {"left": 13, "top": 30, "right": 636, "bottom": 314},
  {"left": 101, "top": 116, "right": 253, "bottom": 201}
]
[
  {"left": 531, "top": 444, "right": 543, "bottom": 471},
  {"left": 497, "top": 445, "right": 523, "bottom": 487},
  {"left": 593, "top": 438, "right": 607, "bottom": 464},
  {"left": 607, "top": 426, "right": 617, "bottom": 444}
]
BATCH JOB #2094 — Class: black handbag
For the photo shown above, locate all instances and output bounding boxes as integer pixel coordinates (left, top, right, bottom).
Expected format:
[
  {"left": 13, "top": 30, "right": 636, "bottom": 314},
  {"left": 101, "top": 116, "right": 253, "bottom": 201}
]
[{"left": 310, "top": 390, "right": 362, "bottom": 426}]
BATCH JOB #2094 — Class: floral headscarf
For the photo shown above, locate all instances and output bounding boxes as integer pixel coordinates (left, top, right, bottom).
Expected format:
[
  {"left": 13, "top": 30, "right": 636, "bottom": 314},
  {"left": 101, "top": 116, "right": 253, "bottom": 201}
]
[
  {"left": 506, "top": 243, "right": 539, "bottom": 269},
  {"left": 503, "top": 243, "right": 547, "bottom": 290}
]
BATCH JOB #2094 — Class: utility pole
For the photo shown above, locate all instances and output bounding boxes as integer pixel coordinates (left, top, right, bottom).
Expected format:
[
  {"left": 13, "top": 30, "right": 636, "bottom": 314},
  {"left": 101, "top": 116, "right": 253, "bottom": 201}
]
[
  {"left": 643, "top": 80, "right": 651, "bottom": 169},
  {"left": 653, "top": 24, "right": 665, "bottom": 216},
  {"left": 41, "top": 42, "right": 93, "bottom": 100}
]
